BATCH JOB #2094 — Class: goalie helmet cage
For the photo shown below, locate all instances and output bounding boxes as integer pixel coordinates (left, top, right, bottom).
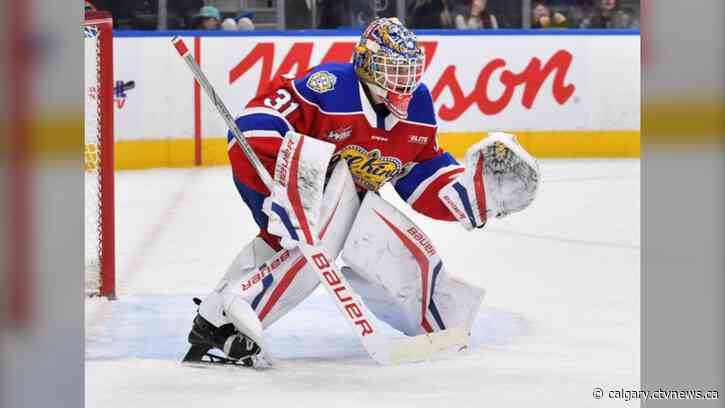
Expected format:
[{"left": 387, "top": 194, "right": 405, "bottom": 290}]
[{"left": 84, "top": 11, "right": 116, "bottom": 298}]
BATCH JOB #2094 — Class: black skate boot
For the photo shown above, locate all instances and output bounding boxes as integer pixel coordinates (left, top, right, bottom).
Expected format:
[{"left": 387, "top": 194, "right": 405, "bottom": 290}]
[{"left": 182, "top": 298, "right": 261, "bottom": 367}]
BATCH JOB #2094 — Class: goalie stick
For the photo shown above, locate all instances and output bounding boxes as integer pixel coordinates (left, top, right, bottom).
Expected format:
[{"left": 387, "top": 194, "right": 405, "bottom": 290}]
[{"left": 171, "top": 36, "right": 469, "bottom": 365}]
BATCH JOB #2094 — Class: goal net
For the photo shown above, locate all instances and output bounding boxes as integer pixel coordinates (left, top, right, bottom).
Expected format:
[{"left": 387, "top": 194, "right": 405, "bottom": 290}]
[{"left": 84, "top": 11, "right": 115, "bottom": 298}]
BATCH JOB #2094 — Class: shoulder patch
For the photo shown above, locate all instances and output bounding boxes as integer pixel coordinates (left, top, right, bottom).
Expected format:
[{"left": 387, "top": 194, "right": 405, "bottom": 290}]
[{"left": 306, "top": 71, "right": 337, "bottom": 94}]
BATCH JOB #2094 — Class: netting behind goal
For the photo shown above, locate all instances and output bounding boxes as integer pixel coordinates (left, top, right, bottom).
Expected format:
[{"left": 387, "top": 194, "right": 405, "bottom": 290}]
[{"left": 84, "top": 11, "right": 115, "bottom": 298}]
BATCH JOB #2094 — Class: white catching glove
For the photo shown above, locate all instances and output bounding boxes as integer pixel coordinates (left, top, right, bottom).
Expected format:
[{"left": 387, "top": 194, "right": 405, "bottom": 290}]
[{"left": 438, "top": 132, "right": 540, "bottom": 230}]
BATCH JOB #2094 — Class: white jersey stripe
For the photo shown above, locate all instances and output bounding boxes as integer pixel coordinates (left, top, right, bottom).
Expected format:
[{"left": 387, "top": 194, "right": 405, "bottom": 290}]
[{"left": 227, "top": 130, "right": 285, "bottom": 151}]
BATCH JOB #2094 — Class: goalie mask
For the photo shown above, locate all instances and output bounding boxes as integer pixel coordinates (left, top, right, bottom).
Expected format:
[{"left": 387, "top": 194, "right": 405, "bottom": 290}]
[{"left": 353, "top": 17, "right": 425, "bottom": 119}]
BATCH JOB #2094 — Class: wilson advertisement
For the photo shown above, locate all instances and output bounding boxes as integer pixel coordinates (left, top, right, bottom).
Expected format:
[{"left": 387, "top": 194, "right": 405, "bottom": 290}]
[{"left": 110, "top": 32, "right": 640, "bottom": 168}]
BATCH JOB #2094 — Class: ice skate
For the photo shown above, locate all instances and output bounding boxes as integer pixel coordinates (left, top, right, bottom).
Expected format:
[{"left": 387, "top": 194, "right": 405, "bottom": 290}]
[{"left": 182, "top": 298, "right": 261, "bottom": 367}]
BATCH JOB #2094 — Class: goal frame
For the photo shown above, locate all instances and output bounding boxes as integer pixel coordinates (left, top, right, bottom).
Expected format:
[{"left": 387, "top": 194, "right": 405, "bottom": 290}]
[{"left": 85, "top": 11, "right": 116, "bottom": 298}]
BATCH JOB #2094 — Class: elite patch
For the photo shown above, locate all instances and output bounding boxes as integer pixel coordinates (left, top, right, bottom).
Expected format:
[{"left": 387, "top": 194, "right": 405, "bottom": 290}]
[{"left": 306, "top": 71, "right": 337, "bottom": 93}]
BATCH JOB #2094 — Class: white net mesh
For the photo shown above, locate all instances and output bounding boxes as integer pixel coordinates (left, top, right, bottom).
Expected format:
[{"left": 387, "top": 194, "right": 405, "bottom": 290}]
[{"left": 84, "top": 23, "right": 102, "bottom": 295}]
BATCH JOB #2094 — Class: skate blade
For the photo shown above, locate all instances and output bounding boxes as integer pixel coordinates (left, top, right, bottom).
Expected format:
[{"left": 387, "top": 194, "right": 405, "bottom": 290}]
[{"left": 182, "top": 345, "right": 255, "bottom": 368}]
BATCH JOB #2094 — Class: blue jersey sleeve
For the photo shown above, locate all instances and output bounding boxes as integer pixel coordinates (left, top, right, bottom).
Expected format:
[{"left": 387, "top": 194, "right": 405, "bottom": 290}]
[{"left": 393, "top": 151, "right": 464, "bottom": 221}]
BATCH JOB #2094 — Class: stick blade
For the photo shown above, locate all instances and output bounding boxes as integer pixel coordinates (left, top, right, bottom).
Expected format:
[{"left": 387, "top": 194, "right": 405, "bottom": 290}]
[{"left": 369, "top": 327, "right": 470, "bottom": 365}]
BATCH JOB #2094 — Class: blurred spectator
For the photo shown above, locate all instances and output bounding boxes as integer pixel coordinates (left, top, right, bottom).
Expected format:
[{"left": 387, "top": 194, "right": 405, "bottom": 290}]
[
  {"left": 85, "top": 0, "right": 97, "bottom": 12},
  {"left": 580, "top": 0, "right": 632, "bottom": 28},
  {"left": 235, "top": 10, "right": 256, "bottom": 29},
  {"left": 483, "top": 0, "right": 523, "bottom": 29},
  {"left": 90, "top": 0, "right": 157, "bottom": 29},
  {"left": 349, "top": 0, "right": 377, "bottom": 27},
  {"left": 318, "top": 0, "right": 349, "bottom": 28},
  {"left": 237, "top": 17, "right": 255, "bottom": 31},
  {"left": 286, "top": 0, "right": 313, "bottom": 29},
  {"left": 317, "top": 0, "right": 375, "bottom": 29},
  {"left": 564, "top": 0, "right": 595, "bottom": 27},
  {"left": 221, "top": 18, "right": 237, "bottom": 30},
  {"left": 454, "top": 0, "right": 498, "bottom": 29},
  {"left": 168, "top": 0, "right": 204, "bottom": 29},
  {"left": 407, "top": 0, "right": 453, "bottom": 29},
  {"left": 374, "top": 0, "right": 399, "bottom": 19},
  {"left": 531, "top": 1, "right": 568, "bottom": 28},
  {"left": 193, "top": 5, "right": 221, "bottom": 30}
]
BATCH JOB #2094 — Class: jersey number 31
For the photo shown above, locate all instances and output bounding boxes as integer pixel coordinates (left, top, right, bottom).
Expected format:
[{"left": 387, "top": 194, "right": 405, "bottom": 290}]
[{"left": 264, "top": 89, "right": 299, "bottom": 117}]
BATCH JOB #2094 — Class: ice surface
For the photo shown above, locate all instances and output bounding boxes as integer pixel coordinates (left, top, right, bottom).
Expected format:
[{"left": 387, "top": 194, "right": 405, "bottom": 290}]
[{"left": 86, "top": 160, "right": 640, "bottom": 407}]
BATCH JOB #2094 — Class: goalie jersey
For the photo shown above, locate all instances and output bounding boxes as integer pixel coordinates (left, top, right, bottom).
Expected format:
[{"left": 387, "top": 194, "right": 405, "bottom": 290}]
[{"left": 229, "top": 63, "right": 463, "bottom": 244}]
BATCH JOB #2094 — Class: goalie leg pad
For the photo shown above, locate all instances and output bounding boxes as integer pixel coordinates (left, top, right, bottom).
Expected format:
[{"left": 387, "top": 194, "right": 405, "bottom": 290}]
[
  {"left": 200, "top": 237, "right": 319, "bottom": 331},
  {"left": 317, "top": 160, "right": 361, "bottom": 257},
  {"left": 341, "top": 193, "right": 485, "bottom": 336},
  {"left": 263, "top": 131, "right": 336, "bottom": 248},
  {"left": 199, "top": 237, "right": 275, "bottom": 329},
  {"left": 251, "top": 160, "right": 361, "bottom": 326},
  {"left": 202, "top": 162, "right": 360, "bottom": 334}
]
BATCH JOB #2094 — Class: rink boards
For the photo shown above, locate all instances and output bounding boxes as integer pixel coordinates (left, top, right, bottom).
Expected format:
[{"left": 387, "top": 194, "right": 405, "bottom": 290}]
[{"left": 107, "top": 30, "right": 640, "bottom": 169}]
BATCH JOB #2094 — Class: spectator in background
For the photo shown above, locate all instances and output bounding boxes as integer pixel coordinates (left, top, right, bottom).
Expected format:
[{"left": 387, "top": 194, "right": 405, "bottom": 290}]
[
  {"left": 315, "top": 0, "right": 374, "bottom": 29},
  {"left": 580, "top": 0, "right": 632, "bottom": 28},
  {"left": 407, "top": 0, "right": 453, "bottom": 29},
  {"left": 220, "top": 11, "right": 255, "bottom": 31},
  {"left": 318, "top": 0, "right": 349, "bottom": 28},
  {"left": 237, "top": 17, "right": 255, "bottom": 31},
  {"left": 221, "top": 18, "right": 238, "bottom": 31},
  {"left": 454, "top": 0, "right": 498, "bottom": 29},
  {"left": 89, "top": 0, "right": 155, "bottom": 29},
  {"left": 565, "top": 0, "right": 593, "bottom": 28},
  {"left": 169, "top": 0, "right": 204, "bottom": 29},
  {"left": 286, "top": 0, "right": 313, "bottom": 29},
  {"left": 531, "top": 1, "right": 568, "bottom": 29},
  {"left": 194, "top": 6, "right": 221, "bottom": 30}
]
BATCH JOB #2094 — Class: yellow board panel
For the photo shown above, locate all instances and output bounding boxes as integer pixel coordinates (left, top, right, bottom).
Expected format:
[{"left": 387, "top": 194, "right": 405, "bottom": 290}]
[
  {"left": 439, "top": 131, "right": 640, "bottom": 158},
  {"left": 113, "top": 130, "right": 641, "bottom": 170},
  {"left": 643, "top": 98, "right": 724, "bottom": 144},
  {"left": 115, "top": 138, "right": 230, "bottom": 169}
]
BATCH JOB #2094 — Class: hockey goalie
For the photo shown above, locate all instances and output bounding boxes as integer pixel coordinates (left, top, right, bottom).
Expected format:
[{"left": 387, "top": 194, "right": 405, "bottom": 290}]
[{"left": 183, "top": 17, "right": 540, "bottom": 366}]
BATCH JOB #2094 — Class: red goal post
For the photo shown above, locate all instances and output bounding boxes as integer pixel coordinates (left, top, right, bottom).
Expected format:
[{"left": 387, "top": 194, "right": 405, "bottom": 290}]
[{"left": 84, "top": 11, "right": 115, "bottom": 298}]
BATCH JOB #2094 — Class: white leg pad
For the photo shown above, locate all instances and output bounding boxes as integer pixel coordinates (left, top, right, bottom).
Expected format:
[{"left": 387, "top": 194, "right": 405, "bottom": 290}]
[
  {"left": 200, "top": 163, "right": 361, "bottom": 334},
  {"left": 225, "top": 296, "right": 264, "bottom": 351},
  {"left": 317, "top": 161, "right": 361, "bottom": 257},
  {"left": 200, "top": 238, "right": 320, "bottom": 330},
  {"left": 341, "top": 193, "right": 485, "bottom": 336},
  {"left": 198, "top": 237, "right": 276, "bottom": 328}
]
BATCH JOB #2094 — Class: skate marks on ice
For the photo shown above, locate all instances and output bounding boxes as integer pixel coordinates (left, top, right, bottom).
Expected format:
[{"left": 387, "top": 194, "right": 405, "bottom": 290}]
[{"left": 85, "top": 292, "right": 529, "bottom": 364}]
